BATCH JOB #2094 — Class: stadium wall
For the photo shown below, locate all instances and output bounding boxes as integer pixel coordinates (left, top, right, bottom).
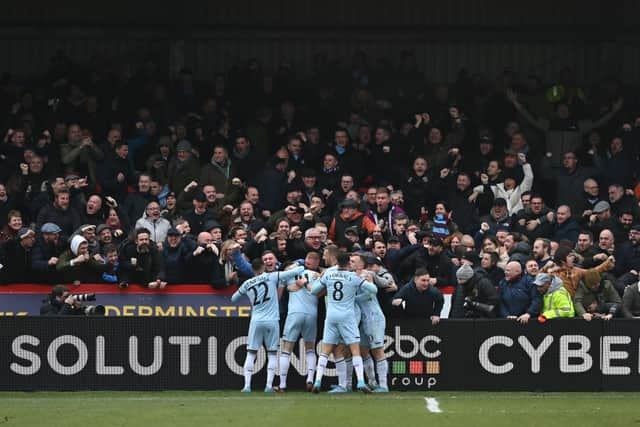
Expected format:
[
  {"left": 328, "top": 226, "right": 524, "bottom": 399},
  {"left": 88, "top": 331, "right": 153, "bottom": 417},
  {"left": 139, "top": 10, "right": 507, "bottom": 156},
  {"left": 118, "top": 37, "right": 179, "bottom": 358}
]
[{"left": 2, "top": 317, "right": 639, "bottom": 391}]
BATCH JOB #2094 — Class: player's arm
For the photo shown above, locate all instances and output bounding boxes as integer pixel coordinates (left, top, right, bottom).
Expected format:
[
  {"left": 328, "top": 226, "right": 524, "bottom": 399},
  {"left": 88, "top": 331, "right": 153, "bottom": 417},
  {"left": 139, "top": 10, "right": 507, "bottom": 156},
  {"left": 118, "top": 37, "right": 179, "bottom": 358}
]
[
  {"left": 231, "top": 284, "right": 246, "bottom": 302},
  {"left": 309, "top": 276, "right": 326, "bottom": 295},
  {"left": 359, "top": 279, "right": 378, "bottom": 295},
  {"left": 278, "top": 265, "right": 305, "bottom": 283}
]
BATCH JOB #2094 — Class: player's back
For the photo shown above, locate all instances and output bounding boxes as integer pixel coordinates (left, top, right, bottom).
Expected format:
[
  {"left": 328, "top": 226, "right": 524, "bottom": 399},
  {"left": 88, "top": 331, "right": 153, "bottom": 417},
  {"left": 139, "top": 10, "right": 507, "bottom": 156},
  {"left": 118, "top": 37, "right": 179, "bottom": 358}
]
[
  {"left": 241, "top": 272, "right": 280, "bottom": 322},
  {"left": 320, "top": 269, "right": 363, "bottom": 321},
  {"left": 287, "top": 269, "right": 319, "bottom": 315},
  {"left": 356, "top": 270, "right": 384, "bottom": 321}
]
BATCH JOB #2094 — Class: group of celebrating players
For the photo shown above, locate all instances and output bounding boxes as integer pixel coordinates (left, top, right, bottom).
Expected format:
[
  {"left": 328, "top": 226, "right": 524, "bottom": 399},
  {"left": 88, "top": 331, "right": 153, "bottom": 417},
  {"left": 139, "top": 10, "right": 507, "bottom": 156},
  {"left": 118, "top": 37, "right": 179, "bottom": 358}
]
[{"left": 231, "top": 245, "right": 391, "bottom": 393}]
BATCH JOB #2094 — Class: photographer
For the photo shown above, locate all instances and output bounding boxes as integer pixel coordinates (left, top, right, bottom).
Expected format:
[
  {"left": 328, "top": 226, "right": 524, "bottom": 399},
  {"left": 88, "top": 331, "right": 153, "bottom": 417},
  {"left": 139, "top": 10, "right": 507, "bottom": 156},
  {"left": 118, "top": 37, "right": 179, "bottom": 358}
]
[
  {"left": 40, "top": 285, "right": 85, "bottom": 316},
  {"left": 450, "top": 264, "right": 499, "bottom": 318}
]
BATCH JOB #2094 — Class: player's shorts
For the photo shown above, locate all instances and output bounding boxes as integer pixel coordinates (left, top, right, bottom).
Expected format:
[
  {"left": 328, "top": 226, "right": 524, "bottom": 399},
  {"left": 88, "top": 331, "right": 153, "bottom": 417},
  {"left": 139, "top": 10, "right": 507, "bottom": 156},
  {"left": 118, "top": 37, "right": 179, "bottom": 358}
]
[
  {"left": 282, "top": 312, "right": 317, "bottom": 343},
  {"left": 322, "top": 317, "right": 360, "bottom": 345},
  {"left": 359, "top": 319, "right": 386, "bottom": 349},
  {"left": 247, "top": 320, "right": 280, "bottom": 352}
]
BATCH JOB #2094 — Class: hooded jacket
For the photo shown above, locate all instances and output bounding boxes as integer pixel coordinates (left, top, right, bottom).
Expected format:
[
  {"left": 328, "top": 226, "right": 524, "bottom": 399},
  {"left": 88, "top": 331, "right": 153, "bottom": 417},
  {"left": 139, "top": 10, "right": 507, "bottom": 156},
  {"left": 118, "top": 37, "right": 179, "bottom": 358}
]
[{"left": 540, "top": 275, "right": 575, "bottom": 319}]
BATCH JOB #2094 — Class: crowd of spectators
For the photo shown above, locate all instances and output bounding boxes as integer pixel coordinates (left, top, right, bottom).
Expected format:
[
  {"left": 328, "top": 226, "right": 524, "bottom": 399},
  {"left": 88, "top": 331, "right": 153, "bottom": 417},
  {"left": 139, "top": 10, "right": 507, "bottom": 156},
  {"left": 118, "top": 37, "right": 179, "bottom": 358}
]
[{"left": 3, "top": 50, "right": 640, "bottom": 320}]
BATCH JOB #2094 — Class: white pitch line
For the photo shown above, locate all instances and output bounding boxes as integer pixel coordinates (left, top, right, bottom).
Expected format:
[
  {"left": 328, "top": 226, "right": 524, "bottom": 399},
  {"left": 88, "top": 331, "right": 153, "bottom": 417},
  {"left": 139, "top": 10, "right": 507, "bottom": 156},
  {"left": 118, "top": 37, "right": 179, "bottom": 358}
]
[{"left": 425, "top": 397, "right": 442, "bottom": 413}]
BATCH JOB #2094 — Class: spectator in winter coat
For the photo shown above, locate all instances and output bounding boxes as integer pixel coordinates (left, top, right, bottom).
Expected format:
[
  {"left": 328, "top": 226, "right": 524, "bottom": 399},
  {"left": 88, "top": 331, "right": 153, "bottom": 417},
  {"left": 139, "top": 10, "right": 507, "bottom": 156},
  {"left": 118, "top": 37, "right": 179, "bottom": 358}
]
[
  {"left": 162, "top": 227, "right": 195, "bottom": 284},
  {"left": 574, "top": 269, "right": 622, "bottom": 320},
  {"left": 35, "top": 189, "right": 81, "bottom": 239},
  {"left": 56, "top": 235, "right": 106, "bottom": 283},
  {"left": 473, "top": 153, "right": 533, "bottom": 215},
  {"left": 135, "top": 201, "right": 171, "bottom": 246},
  {"left": 450, "top": 264, "right": 498, "bottom": 318},
  {"left": 199, "top": 145, "right": 237, "bottom": 198},
  {"left": 98, "top": 141, "right": 135, "bottom": 203},
  {"left": 534, "top": 273, "right": 575, "bottom": 320},
  {"left": 31, "top": 223, "right": 66, "bottom": 283},
  {"left": 168, "top": 140, "right": 200, "bottom": 197},
  {"left": 123, "top": 174, "right": 157, "bottom": 225},
  {"left": 0, "top": 227, "right": 36, "bottom": 283},
  {"left": 401, "top": 156, "right": 434, "bottom": 220},
  {"left": 498, "top": 261, "right": 540, "bottom": 322},
  {"left": 392, "top": 268, "right": 443, "bottom": 323},
  {"left": 118, "top": 228, "right": 166, "bottom": 288}
]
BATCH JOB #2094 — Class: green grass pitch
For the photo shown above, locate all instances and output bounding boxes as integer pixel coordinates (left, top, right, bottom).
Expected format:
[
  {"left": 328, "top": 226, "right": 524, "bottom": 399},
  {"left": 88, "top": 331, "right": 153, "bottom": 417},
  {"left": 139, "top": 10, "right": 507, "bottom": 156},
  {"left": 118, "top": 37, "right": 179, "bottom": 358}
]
[{"left": 0, "top": 391, "right": 637, "bottom": 427}]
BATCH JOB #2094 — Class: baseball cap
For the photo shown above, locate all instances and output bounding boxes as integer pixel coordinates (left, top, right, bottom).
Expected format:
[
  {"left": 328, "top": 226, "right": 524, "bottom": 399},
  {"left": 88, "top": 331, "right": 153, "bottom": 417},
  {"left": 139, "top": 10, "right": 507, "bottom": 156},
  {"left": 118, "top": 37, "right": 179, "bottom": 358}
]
[{"left": 533, "top": 273, "right": 553, "bottom": 286}]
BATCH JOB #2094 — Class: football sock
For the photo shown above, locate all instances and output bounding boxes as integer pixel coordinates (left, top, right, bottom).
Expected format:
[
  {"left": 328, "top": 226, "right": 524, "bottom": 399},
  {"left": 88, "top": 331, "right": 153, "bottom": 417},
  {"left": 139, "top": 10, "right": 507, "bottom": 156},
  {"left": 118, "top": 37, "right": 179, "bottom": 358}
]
[
  {"left": 376, "top": 358, "right": 388, "bottom": 389},
  {"left": 345, "top": 357, "right": 353, "bottom": 389},
  {"left": 352, "top": 355, "right": 365, "bottom": 383},
  {"left": 266, "top": 352, "right": 277, "bottom": 389},
  {"left": 315, "top": 353, "right": 329, "bottom": 383},
  {"left": 335, "top": 357, "right": 346, "bottom": 388},
  {"left": 278, "top": 351, "right": 291, "bottom": 389},
  {"left": 305, "top": 349, "right": 317, "bottom": 383},
  {"left": 363, "top": 356, "right": 376, "bottom": 384},
  {"left": 243, "top": 352, "right": 256, "bottom": 390}
]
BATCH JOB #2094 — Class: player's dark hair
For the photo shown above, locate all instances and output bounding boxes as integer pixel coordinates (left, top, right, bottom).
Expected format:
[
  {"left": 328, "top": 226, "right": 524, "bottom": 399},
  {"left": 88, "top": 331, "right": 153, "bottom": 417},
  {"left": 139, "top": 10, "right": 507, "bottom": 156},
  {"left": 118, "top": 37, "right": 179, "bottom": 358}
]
[
  {"left": 251, "top": 258, "right": 265, "bottom": 272},
  {"left": 337, "top": 252, "right": 351, "bottom": 268}
]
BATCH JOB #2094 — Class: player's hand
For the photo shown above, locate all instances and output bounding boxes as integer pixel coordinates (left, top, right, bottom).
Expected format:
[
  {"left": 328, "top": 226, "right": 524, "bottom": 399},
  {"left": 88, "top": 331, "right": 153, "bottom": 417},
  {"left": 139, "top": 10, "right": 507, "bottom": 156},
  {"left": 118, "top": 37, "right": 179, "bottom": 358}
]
[{"left": 430, "top": 315, "right": 440, "bottom": 325}]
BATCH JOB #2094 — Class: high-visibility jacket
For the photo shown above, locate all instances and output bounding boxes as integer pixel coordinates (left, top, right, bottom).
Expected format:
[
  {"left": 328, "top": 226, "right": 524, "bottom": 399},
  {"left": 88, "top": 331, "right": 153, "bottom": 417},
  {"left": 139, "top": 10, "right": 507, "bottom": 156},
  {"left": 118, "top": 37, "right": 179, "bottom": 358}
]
[{"left": 541, "top": 278, "right": 575, "bottom": 319}]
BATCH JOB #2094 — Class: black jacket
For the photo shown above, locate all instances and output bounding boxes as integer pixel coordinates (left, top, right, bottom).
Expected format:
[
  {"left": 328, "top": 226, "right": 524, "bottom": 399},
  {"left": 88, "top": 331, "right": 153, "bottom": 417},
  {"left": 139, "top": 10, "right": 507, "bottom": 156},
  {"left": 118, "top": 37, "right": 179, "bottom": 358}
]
[
  {"left": 397, "top": 248, "right": 453, "bottom": 286},
  {"left": 449, "top": 271, "right": 499, "bottom": 318}
]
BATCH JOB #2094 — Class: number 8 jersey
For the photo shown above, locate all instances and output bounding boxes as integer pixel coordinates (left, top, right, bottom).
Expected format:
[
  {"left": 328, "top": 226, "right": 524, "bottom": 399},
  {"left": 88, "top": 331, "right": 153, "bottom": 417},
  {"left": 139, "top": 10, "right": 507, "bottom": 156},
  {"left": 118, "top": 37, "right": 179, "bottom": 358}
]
[
  {"left": 234, "top": 266, "right": 304, "bottom": 321},
  {"left": 312, "top": 269, "right": 373, "bottom": 321}
]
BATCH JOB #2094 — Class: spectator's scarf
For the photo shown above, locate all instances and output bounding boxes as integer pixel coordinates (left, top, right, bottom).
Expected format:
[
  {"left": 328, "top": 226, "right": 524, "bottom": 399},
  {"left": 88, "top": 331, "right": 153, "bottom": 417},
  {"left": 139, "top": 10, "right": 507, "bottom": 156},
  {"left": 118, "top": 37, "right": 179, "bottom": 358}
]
[
  {"left": 431, "top": 214, "right": 450, "bottom": 238},
  {"left": 211, "top": 159, "right": 231, "bottom": 179}
]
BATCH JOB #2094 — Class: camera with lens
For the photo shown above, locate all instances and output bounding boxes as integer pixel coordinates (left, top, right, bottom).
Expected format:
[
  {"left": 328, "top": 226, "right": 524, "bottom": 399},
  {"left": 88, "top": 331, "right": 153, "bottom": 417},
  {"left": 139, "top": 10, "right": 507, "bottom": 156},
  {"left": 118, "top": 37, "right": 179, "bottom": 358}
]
[
  {"left": 72, "top": 293, "right": 96, "bottom": 302},
  {"left": 84, "top": 305, "right": 106, "bottom": 316},
  {"left": 72, "top": 293, "right": 105, "bottom": 316},
  {"left": 463, "top": 296, "right": 495, "bottom": 317}
]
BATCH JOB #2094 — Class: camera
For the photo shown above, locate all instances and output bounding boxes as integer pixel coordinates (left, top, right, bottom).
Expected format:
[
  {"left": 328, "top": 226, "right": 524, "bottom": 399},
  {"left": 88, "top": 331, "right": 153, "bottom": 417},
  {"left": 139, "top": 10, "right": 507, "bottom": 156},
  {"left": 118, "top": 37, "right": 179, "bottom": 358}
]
[
  {"left": 463, "top": 296, "right": 495, "bottom": 316},
  {"left": 84, "top": 305, "right": 106, "bottom": 316},
  {"left": 72, "top": 293, "right": 96, "bottom": 302}
]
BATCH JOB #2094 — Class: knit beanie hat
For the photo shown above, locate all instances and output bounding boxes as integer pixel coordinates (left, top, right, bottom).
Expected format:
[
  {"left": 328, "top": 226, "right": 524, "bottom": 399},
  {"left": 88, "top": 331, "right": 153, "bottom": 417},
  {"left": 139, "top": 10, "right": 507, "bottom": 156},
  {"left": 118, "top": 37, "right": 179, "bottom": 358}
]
[
  {"left": 456, "top": 264, "right": 474, "bottom": 282},
  {"left": 70, "top": 235, "right": 88, "bottom": 256}
]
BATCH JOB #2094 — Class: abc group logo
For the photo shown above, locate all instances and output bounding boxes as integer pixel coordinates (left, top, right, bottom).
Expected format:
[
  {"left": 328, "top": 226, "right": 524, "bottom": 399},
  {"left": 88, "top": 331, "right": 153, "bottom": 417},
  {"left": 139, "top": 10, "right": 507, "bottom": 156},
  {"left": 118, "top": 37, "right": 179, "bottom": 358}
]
[{"left": 386, "top": 326, "right": 441, "bottom": 389}]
